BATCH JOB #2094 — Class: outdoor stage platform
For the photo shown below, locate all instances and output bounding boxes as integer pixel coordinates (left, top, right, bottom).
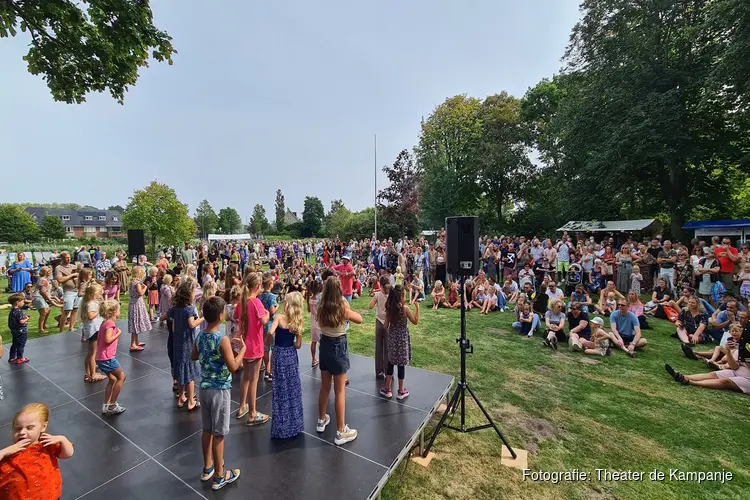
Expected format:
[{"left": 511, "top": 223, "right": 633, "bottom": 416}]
[{"left": 0, "top": 322, "right": 453, "bottom": 500}]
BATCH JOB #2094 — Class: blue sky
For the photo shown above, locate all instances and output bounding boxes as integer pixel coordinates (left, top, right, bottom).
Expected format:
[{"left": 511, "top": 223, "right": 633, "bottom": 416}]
[{"left": 0, "top": 0, "right": 580, "bottom": 222}]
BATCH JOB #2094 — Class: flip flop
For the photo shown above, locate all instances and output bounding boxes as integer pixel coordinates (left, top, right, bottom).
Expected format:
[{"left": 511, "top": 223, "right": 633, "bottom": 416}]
[
  {"left": 92, "top": 374, "right": 107, "bottom": 382},
  {"left": 245, "top": 412, "right": 270, "bottom": 426},
  {"left": 188, "top": 397, "right": 201, "bottom": 411},
  {"left": 138, "top": 342, "right": 146, "bottom": 347},
  {"left": 312, "top": 360, "right": 319, "bottom": 368},
  {"left": 129, "top": 346, "right": 144, "bottom": 352}
]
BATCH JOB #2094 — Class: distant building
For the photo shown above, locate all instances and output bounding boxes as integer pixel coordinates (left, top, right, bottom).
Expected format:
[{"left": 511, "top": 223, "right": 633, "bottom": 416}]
[
  {"left": 284, "top": 209, "right": 301, "bottom": 226},
  {"left": 25, "top": 207, "right": 124, "bottom": 238}
]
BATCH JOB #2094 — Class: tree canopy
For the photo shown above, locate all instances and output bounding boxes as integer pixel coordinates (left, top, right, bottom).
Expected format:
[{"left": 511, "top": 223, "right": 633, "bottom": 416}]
[
  {"left": 217, "top": 207, "right": 242, "bottom": 235},
  {"left": 40, "top": 215, "right": 66, "bottom": 240},
  {"left": 0, "top": 0, "right": 174, "bottom": 103},
  {"left": 301, "top": 197, "right": 325, "bottom": 237},
  {"left": 0, "top": 205, "right": 39, "bottom": 243},
  {"left": 122, "top": 182, "right": 195, "bottom": 250},
  {"left": 194, "top": 200, "right": 218, "bottom": 238},
  {"left": 275, "top": 189, "right": 285, "bottom": 233}
]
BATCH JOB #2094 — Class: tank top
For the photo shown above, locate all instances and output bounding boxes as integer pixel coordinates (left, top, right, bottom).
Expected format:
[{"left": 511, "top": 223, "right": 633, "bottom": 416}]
[{"left": 275, "top": 326, "right": 297, "bottom": 347}]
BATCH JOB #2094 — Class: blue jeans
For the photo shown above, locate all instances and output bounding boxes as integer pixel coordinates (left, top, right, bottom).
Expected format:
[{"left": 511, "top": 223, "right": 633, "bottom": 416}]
[
  {"left": 512, "top": 313, "right": 540, "bottom": 333},
  {"left": 497, "top": 293, "right": 507, "bottom": 310}
]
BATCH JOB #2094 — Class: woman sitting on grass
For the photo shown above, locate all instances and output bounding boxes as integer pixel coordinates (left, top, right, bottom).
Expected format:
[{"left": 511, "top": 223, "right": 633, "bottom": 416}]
[
  {"left": 666, "top": 322, "right": 750, "bottom": 395},
  {"left": 681, "top": 321, "right": 743, "bottom": 370}
]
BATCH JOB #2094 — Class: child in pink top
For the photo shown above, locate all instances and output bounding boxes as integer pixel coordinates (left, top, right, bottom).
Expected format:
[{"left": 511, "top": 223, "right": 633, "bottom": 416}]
[
  {"left": 233, "top": 272, "right": 269, "bottom": 425},
  {"left": 95, "top": 299, "right": 127, "bottom": 416}
]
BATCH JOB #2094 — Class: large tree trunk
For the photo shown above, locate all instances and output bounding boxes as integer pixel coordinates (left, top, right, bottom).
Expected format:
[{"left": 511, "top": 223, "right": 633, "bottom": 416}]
[{"left": 667, "top": 159, "right": 687, "bottom": 241}]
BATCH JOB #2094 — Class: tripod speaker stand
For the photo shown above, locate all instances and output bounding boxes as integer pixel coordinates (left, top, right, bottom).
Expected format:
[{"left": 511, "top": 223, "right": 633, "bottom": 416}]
[{"left": 422, "top": 275, "right": 517, "bottom": 459}]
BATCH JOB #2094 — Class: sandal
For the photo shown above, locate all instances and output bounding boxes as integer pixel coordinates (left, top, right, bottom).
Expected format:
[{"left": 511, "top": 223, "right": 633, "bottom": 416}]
[
  {"left": 92, "top": 374, "right": 107, "bottom": 382},
  {"left": 212, "top": 468, "right": 240, "bottom": 491},
  {"left": 177, "top": 396, "right": 188, "bottom": 409},
  {"left": 312, "top": 360, "right": 319, "bottom": 368},
  {"left": 129, "top": 346, "right": 144, "bottom": 352},
  {"left": 200, "top": 466, "right": 214, "bottom": 482},
  {"left": 84, "top": 375, "right": 93, "bottom": 383},
  {"left": 188, "top": 397, "right": 201, "bottom": 411},
  {"left": 245, "top": 412, "right": 270, "bottom": 426},
  {"left": 138, "top": 342, "right": 146, "bottom": 347},
  {"left": 236, "top": 405, "right": 249, "bottom": 419}
]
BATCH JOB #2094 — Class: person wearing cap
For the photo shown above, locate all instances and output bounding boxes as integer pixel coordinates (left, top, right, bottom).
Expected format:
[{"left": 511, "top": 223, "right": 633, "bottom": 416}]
[
  {"left": 610, "top": 298, "right": 647, "bottom": 358},
  {"left": 332, "top": 254, "right": 356, "bottom": 306},
  {"left": 584, "top": 316, "right": 612, "bottom": 356}
]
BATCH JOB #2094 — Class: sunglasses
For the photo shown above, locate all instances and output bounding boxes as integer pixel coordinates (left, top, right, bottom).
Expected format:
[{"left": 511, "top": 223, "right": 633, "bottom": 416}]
[{"left": 618, "top": 303, "right": 628, "bottom": 307}]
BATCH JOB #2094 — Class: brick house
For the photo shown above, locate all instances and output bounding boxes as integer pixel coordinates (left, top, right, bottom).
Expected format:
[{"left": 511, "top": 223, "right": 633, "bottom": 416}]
[{"left": 25, "top": 207, "right": 124, "bottom": 238}]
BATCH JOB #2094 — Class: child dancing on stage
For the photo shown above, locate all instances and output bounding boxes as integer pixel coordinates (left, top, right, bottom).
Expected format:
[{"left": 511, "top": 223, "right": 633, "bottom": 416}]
[
  {"left": 168, "top": 280, "right": 203, "bottom": 411},
  {"left": 268, "top": 291, "right": 305, "bottom": 439},
  {"left": 81, "top": 283, "right": 106, "bottom": 383},
  {"left": 382, "top": 285, "right": 419, "bottom": 400},
  {"left": 7, "top": 293, "right": 30, "bottom": 364},
  {"left": 96, "top": 300, "right": 127, "bottom": 415},
  {"left": 0, "top": 403, "right": 74, "bottom": 500},
  {"left": 192, "top": 296, "right": 245, "bottom": 491},
  {"left": 128, "top": 266, "right": 152, "bottom": 351},
  {"left": 307, "top": 278, "right": 323, "bottom": 368}
]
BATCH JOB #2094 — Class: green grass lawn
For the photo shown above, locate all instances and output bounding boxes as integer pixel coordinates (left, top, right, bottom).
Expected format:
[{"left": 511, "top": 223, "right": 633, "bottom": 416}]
[{"left": 2, "top": 276, "right": 749, "bottom": 499}]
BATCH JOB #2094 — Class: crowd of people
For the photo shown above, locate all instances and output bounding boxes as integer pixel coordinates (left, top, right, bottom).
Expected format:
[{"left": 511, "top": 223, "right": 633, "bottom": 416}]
[{"left": 2, "top": 231, "right": 750, "bottom": 498}]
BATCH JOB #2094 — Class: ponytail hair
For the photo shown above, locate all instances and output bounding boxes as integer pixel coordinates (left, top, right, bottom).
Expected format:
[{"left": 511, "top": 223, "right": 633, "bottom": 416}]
[{"left": 239, "top": 272, "right": 263, "bottom": 335}]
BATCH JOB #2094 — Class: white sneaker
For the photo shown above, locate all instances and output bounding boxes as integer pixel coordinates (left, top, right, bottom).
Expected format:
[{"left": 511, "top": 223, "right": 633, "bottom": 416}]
[
  {"left": 108, "top": 403, "right": 126, "bottom": 415},
  {"left": 334, "top": 425, "right": 357, "bottom": 445},
  {"left": 316, "top": 414, "right": 330, "bottom": 433},
  {"left": 102, "top": 404, "right": 110, "bottom": 415}
]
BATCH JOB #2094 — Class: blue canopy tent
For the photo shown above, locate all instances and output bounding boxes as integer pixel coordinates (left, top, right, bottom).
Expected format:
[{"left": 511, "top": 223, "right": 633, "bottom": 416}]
[{"left": 682, "top": 219, "right": 750, "bottom": 243}]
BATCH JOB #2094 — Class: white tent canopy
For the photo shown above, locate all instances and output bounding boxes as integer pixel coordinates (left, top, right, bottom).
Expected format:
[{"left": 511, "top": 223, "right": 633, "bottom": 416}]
[
  {"left": 207, "top": 233, "right": 253, "bottom": 241},
  {"left": 557, "top": 219, "right": 657, "bottom": 233}
]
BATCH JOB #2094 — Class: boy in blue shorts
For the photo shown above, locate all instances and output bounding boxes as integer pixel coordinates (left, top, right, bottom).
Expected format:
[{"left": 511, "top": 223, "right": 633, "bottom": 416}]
[{"left": 192, "top": 296, "right": 245, "bottom": 491}]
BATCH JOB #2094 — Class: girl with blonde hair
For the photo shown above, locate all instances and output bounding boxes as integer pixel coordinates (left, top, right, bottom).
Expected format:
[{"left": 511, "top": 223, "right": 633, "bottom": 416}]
[
  {"left": 268, "top": 291, "right": 305, "bottom": 439},
  {"left": 81, "top": 283, "right": 106, "bottom": 383}
]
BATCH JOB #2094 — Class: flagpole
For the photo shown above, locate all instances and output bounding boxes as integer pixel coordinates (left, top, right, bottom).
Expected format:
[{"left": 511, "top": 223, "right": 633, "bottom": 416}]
[{"left": 374, "top": 133, "right": 378, "bottom": 241}]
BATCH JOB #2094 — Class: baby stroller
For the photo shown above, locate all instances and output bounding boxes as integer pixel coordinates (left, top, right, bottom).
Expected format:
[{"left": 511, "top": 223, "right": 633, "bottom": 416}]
[{"left": 565, "top": 263, "right": 582, "bottom": 295}]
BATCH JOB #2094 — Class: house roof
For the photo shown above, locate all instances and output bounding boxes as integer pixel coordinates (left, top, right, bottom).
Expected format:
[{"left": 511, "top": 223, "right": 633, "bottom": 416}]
[
  {"left": 25, "top": 207, "right": 123, "bottom": 227},
  {"left": 284, "top": 208, "right": 300, "bottom": 225},
  {"left": 557, "top": 219, "right": 657, "bottom": 233},
  {"left": 682, "top": 219, "right": 750, "bottom": 230}
]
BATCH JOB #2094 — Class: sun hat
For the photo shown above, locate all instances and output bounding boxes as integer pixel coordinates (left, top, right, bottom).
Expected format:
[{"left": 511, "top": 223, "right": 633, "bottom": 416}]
[{"left": 591, "top": 316, "right": 604, "bottom": 325}]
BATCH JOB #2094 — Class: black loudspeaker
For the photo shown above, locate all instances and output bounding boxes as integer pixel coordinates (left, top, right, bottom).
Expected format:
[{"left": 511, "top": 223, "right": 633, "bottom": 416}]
[
  {"left": 127, "top": 229, "right": 146, "bottom": 257},
  {"left": 446, "top": 216, "right": 479, "bottom": 276}
]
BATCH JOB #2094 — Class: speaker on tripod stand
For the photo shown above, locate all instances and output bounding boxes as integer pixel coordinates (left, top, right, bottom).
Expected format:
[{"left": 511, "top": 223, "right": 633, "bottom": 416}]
[{"left": 422, "top": 216, "right": 516, "bottom": 459}]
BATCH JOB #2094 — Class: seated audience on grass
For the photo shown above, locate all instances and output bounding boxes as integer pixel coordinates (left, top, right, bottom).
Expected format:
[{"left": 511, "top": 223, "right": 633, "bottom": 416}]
[
  {"left": 569, "top": 284, "right": 592, "bottom": 313},
  {"left": 587, "top": 259, "right": 606, "bottom": 295},
  {"left": 627, "top": 291, "right": 650, "bottom": 330},
  {"left": 408, "top": 272, "right": 424, "bottom": 304},
  {"left": 598, "top": 280, "right": 624, "bottom": 306},
  {"left": 645, "top": 278, "right": 672, "bottom": 315},
  {"left": 596, "top": 291, "right": 618, "bottom": 316},
  {"left": 584, "top": 317, "right": 612, "bottom": 356},
  {"left": 463, "top": 280, "right": 475, "bottom": 310},
  {"left": 567, "top": 302, "right": 591, "bottom": 352},
  {"left": 545, "top": 281, "right": 564, "bottom": 304},
  {"left": 514, "top": 303, "right": 536, "bottom": 337},
  {"left": 666, "top": 321, "right": 750, "bottom": 394},
  {"left": 674, "top": 297, "right": 709, "bottom": 345},
  {"left": 682, "top": 320, "right": 744, "bottom": 370},
  {"left": 445, "top": 282, "right": 460, "bottom": 309},
  {"left": 502, "top": 277, "right": 519, "bottom": 305},
  {"left": 610, "top": 299, "right": 647, "bottom": 357},
  {"left": 430, "top": 280, "right": 445, "bottom": 310},
  {"left": 707, "top": 300, "right": 739, "bottom": 344},
  {"left": 471, "top": 285, "right": 487, "bottom": 310},
  {"left": 480, "top": 287, "right": 498, "bottom": 315},
  {"left": 542, "top": 299, "right": 566, "bottom": 349},
  {"left": 533, "top": 283, "right": 548, "bottom": 317},
  {"left": 521, "top": 282, "right": 534, "bottom": 304}
]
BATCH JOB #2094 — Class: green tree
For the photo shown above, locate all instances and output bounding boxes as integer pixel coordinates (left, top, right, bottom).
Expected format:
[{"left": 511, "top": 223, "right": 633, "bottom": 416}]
[
  {"left": 217, "top": 207, "right": 242, "bottom": 235},
  {"left": 475, "top": 92, "right": 532, "bottom": 230},
  {"left": 301, "top": 197, "right": 325, "bottom": 237},
  {"left": 417, "top": 95, "right": 483, "bottom": 228},
  {"left": 325, "top": 199, "right": 351, "bottom": 238},
  {"left": 122, "top": 182, "right": 195, "bottom": 252},
  {"left": 340, "top": 208, "right": 376, "bottom": 241},
  {"left": 249, "top": 204, "right": 270, "bottom": 234},
  {"left": 0, "top": 205, "right": 40, "bottom": 243},
  {"left": 194, "top": 200, "right": 218, "bottom": 238},
  {"left": 561, "top": 0, "right": 748, "bottom": 237},
  {"left": 0, "top": 0, "right": 175, "bottom": 104},
  {"left": 107, "top": 205, "right": 125, "bottom": 213},
  {"left": 275, "top": 189, "right": 285, "bottom": 233},
  {"left": 40, "top": 215, "right": 66, "bottom": 240}
]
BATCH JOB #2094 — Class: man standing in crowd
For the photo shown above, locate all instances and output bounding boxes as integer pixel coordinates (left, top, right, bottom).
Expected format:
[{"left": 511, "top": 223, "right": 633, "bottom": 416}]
[
  {"left": 716, "top": 237, "right": 739, "bottom": 294},
  {"left": 181, "top": 242, "right": 194, "bottom": 266},
  {"left": 77, "top": 245, "right": 92, "bottom": 268},
  {"left": 657, "top": 240, "right": 677, "bottom": 290},
  {"left": 55, "top": 251, "right": 79, "bottom": 332}
]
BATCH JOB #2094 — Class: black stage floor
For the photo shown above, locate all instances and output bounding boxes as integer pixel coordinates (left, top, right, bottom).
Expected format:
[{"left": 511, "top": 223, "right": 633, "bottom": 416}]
[{"left": 0, "top": 322, "right": 453, "bottom": 500}]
